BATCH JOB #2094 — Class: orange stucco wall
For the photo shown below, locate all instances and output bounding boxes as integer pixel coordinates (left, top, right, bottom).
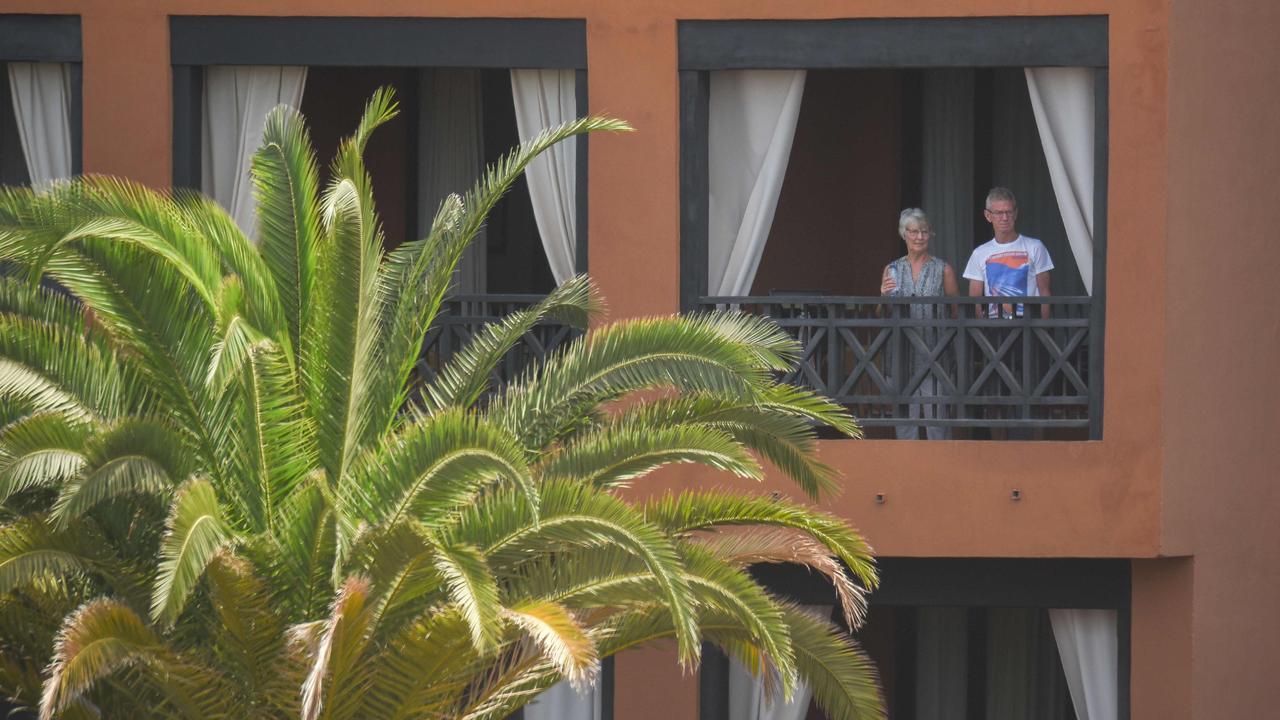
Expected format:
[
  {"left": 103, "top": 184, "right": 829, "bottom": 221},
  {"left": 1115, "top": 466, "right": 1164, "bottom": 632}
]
[
  {"left": 11, "top": 0, "right": 1277, "bottom": 718},
  {"left": 1164, "top": 0, "right": 1280, "bottom": 717}
]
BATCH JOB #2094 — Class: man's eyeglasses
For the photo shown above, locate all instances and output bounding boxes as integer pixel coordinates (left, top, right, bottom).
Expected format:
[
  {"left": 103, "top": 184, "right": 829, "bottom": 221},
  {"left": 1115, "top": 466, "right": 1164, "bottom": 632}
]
[{"left": 985, "top": 208, "right": 1017, "bottom": 218}]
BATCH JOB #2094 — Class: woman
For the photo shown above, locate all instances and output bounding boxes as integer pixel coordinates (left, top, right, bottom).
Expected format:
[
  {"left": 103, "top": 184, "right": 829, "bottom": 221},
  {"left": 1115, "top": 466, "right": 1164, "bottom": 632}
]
[{"left": 880, "top": 208, "right": 959, "bottom": 440}]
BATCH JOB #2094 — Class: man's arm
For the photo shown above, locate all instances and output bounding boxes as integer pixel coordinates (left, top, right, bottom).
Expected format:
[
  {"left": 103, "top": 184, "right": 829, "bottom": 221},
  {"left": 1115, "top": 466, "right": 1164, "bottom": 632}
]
[
  {"left": 1036, "top": 271, "right": 1051, "bottom": 318},
  {"left": 968, "top": 279, "right": 985, "bottom": 317}
]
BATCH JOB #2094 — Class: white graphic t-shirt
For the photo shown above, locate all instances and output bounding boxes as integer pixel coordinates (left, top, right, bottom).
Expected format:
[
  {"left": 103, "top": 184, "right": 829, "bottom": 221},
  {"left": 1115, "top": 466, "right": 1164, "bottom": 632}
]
[{"left": 962, "top": 235, "right": 1054, "bottom": 317}]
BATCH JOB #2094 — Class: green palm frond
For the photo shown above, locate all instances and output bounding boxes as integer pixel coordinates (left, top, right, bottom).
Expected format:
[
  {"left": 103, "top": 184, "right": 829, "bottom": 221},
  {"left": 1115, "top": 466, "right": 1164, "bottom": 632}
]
[
  {"left": 177, "top": 192, "right": 287, "bottom": 346},
  {"left": 345, "top": 521, "right": 439, "bottom": 639},
  {"left": 338, "top": 408, "right": 534, "bottom": 540},
  {"left": 218, "top": 337, "right": 316, "bottom": 533},
  {"left": 539, "top": 423, "right": 762, "bottom": 490},
  {"left": 450, "top": 480, "right": 701, "bottom": 666},
  {"left": 49, "top": 416, "right": 189, "bottom": 527},
  {"left": 487, "top": 314, "right": 790, "bottom": 451},
  {"left": 204, "top": 550, "right": 290, "bottom": 707},
  {"left": 643, "top": 491, "right": 878, "bottom": 592},
  {"left": 0, "top": 411, "right": 90, "bottom": 502},
  {"left": 607, "top": 389, "right": 853, "bottom": 499},
  {"left": 265, "top": 483, "right": 335, "bottom": 620},
  {"left": 362, "top": 609, "right": 475, "bottom": 720},
  {"left": 693, "top": 527, "right": 867, "bottom": 630},
  {"left": 0, "top": 359, "right": 95, "bottom": 426},
  {"left": 50, "top": 455, "right": 170, "bottom": 528},
  {"left": 433, "top": 539, "right": 503, "bottom": 655},
  {"left": 40, "top": 598, "right": 230, "bottom": 720},
  {"left": 421, "top": 275, "right": 600, "bottom": 413},
  {"left": 0, "top": 516, "right": 146, "bottom": 607},
  {"left": 151, "top": 477, "right": 230, "bottom": 627},
  {"left": 251, "top": 103, "right": 321, "bottom": 361},
  {"left": 296, "top": 575, "right": 375, "bottom": 720},
  {"left": 778, "top": 603, "right": 884, "bottom": 720},
  {"left": 501, "top": 600, "right": 597, "bottom": 688},
  {"left": 678, "top": 544, "right": 797, "bottom": 696}
]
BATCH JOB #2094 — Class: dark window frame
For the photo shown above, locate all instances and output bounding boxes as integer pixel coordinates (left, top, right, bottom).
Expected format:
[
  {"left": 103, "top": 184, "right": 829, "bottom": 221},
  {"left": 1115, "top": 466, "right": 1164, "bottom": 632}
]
[
  {"left": 700, "top": 558, "right": 1131, "bottom": 720},
  {"left": 170, "top": 16, "right": 589, "bottom": 274},
  {"left": 677, "top": 16, "right": 1108, "bottom": 440},
  {"left": 0, "top": 15, "right": 83, "bottom": 175}
]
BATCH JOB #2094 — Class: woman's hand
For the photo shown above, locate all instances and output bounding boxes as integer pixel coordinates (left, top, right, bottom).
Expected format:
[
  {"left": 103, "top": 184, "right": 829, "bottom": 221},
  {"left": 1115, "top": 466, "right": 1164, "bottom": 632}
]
[{"left": 880, "top": 266, "right": 897, "bottom": 296}]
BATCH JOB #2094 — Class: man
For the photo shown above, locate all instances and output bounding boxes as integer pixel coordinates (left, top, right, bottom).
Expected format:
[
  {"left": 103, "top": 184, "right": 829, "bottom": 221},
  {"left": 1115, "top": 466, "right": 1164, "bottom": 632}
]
[
  {"left": 964, "top": 187, "right": 1054, "bottom": 319},
  {"left": 964, "top": 187, "right": 1053, "bottom": 439}
]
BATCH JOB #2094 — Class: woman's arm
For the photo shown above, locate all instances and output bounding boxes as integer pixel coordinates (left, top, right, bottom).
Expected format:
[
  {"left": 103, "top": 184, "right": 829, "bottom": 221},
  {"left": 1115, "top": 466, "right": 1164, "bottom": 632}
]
[{"left": 943, "top": 263, "right": 960, "bottom": 318}]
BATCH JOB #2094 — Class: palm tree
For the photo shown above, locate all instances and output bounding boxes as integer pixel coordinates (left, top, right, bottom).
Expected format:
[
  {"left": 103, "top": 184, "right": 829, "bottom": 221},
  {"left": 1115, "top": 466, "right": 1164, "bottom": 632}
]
[{"left": 0, "top": 89, "right": 883, "bottom": 720}]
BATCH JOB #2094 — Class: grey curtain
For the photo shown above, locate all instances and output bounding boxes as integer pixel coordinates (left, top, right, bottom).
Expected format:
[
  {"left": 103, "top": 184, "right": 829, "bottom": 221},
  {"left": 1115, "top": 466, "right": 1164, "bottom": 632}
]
[
  {"left": 418, "top": 68, "right": 487, "bottom": 295},
  {"left": 921, "top": 69, "right": 975, "bottom": 272},
  {"left": 985, "top": 608, "right": 1074, "bottom": 720},
  {"left": 915, "top": 607, "right": 970, "bottom": 720}
]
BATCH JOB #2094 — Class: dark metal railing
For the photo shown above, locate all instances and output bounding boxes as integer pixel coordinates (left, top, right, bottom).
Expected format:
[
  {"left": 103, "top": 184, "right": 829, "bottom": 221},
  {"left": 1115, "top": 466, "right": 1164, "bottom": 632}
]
[
  {"left": 699, "top": 295, "right": 1098, "bottom": 438},
  {"left": 416, "top": 294, "right": 577, "bottom": 388}
]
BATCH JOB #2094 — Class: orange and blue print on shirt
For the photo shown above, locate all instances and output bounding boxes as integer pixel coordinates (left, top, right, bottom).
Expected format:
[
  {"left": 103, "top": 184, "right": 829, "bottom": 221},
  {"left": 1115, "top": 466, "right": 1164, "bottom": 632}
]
[{"left": 985, "top": 251, "right": 1030, "bottom": 317}]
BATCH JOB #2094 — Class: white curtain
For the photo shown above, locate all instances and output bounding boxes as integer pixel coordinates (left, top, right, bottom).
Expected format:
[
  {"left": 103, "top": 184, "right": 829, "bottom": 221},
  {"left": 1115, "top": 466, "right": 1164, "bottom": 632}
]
[
  {"left": 1025, "top": 68, "right": 1095, "bottom": 295},
  {"left": 511, "top": 68, "right": 577, "bottom": 284},
  {"left": 202, "top": 66, "right": 307, "bottom": 238},
  {"left": 7, "top": 62, "right": 73, "bottom": 185},
  {"left": 1049, "top": 609, "right": 1118, "bottom": 720},
  {"left": 921, "top": 69, "right": 975, "bottom": 271},
  {"left": 524, "top": 681, "right": 602, "bottom": 720},
  {"left": 708, "top": 70, "right": 806, "bottom": 297},
  {"left": 419, "top": 69, "right": 486, "bottom": 294},
  {"left": 729, "top": 605, "right": 830, "bottom": 720}
]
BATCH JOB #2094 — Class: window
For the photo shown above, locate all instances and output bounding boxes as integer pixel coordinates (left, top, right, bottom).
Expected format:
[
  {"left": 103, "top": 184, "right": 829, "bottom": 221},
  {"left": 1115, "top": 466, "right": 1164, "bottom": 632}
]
[
  {"left": 0, "top": 15, "right": 83, "bottom": 186},
  {"left": 679, "top": 18, "right": 1109, "bottom": 440},
  {"left": 702, "top": 559, "right": 1130, "bottom": 720},
  {"left": 170, "top": 18, "right": 590, "bottom": 389}
]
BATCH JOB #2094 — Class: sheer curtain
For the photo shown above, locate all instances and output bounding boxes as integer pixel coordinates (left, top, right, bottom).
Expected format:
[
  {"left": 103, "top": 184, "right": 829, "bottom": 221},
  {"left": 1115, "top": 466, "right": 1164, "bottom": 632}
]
[
  {"left": 419, "top": 68, "right": 486, "bottom": 294},
  {"left": 728, "top": 605, "right": 830, "bottom": 720},
  {"left": 202, "top": 66, "right": 307, "bottom": 238},
  {"left": 510, "top": 68, "right": 577, "bottom": 284},
  {"left": 1025, "top": 68, "right": 1096, "bottom": 295},
  {"left": 708, "top": 70, "right": 806, "bottom": 296},
  {"left": 986, "top": 608, "right": 1074, "bottom": 720},
  {"left": 915, "top": 607, "right": 969, "bottom": 719},
  {"left": 7, "top": 62, "right": 73, "bottom": 185},
  {"left": 524, "top": 681, "right": 602, "bottom": 720},
  {"left": 920, "top": 69, "right": 975, "bottom": 271},
  {"left": 1049, "top": 609, "right": 1118, "bottom": 720}
]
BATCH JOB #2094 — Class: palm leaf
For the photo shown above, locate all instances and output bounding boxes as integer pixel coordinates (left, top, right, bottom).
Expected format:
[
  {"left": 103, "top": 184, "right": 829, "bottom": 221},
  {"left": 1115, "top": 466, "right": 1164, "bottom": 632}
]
[
  {"left": 151, "top": 477, "right": 230, "bottom": 627},
  {"left": 40, "top": 598, "right": 230, "bottom": 720},
  {"left": 295, "top": 575, "right": 375, "bottom": 720},
  {"left": 433, "top": 539, "right": 503, "bottom": 655},
  {"left": 643, "top": 491, "right": 878, "bottom": 592},
  {"left": 503, "top": 601, "right": 597, "bottom": 688},
  {"left": 251, "top": 103, "right": 322, "bottom": 362},
  {"left": 0, "top": 516, "right": 147, "bottom": 607},
  {"left": 538, "top": 423, "right": 762, "bottom": 490},
  {"left": 421, "top": 274, "right": 599, "bottom": 412}
]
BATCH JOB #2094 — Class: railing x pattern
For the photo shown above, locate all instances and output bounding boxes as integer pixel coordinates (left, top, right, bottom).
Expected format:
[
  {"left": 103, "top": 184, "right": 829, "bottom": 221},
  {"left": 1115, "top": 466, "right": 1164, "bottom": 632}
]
[
  {"left": 698, "top": 295, "right": 1096, "bottom": 436},
  {"left": 416, "top": 294, "right": 577, "bottom": 389}
]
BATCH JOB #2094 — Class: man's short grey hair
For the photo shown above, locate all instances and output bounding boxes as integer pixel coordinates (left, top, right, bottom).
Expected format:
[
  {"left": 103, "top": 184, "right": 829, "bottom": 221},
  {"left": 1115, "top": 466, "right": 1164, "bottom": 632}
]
[
  {"left": 898, "top": 207, "right": 931, "bottom": 239},
  {"left": 985, "top": 187, "right": 1018, "bottom": 210}
]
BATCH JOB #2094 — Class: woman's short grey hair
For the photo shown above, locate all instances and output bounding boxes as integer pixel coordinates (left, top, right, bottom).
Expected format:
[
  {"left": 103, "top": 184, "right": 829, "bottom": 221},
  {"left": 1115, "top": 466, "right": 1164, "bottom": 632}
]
[{"left": 898, "top": 207, "right": 931, "bottom": 239}]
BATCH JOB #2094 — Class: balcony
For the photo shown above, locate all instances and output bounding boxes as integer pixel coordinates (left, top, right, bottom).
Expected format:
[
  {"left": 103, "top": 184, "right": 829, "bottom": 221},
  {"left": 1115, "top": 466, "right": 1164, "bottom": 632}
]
[
  {"left": 698, "top": 295, "right": 1100, "bottom": 439},
  {"left": 417, "top": 294, "right": 578, "bottom": 387}
]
